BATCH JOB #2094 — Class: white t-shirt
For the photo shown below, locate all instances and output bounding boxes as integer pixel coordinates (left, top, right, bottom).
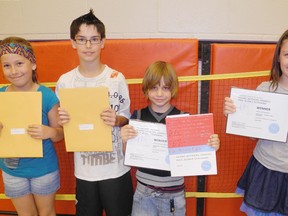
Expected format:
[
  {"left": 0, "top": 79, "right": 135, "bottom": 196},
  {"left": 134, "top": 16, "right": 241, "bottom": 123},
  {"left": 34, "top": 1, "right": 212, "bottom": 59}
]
[{"left": 56, "top": 65, "right": 131, "bottom": 181}]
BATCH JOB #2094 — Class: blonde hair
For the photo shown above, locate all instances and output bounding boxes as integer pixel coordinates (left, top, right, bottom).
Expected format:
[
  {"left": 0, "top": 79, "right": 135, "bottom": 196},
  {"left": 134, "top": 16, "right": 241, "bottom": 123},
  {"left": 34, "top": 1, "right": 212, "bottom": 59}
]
[{"left": 142, "top": 61, "right": 178, "bottom": 98}]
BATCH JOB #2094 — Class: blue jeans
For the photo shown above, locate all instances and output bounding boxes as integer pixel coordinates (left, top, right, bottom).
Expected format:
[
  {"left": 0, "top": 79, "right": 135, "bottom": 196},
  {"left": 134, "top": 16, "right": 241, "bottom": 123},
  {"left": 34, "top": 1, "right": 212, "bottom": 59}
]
[{"left": 132, "top": 182, "right": 186, "bottom": 216}]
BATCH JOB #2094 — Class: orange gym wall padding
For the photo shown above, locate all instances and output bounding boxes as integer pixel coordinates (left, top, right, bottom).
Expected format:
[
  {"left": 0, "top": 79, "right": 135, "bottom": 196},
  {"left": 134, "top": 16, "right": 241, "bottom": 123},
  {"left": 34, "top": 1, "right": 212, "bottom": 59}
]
[
  {"left": 206, "top": 43, "right": 275, "bottom": 216},
  {"left": 101, "top": 39, "right": 198, "bottom": 78},
  {"left": 0, "top": 39, "right": 199, "bottom": 215},
  {"left": 0, "top": 38, "right": 198, "bottom": 83}
]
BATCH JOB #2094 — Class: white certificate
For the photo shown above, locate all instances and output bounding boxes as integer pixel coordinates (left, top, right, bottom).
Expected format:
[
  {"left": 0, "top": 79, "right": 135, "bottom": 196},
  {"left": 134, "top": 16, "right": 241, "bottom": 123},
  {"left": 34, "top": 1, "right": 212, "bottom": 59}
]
[
  {"left": 124, "top": 120, "right": 170, "bottom": 171},
  {"left": 226, "top": 87, "right": 288, "bottom": 142}
]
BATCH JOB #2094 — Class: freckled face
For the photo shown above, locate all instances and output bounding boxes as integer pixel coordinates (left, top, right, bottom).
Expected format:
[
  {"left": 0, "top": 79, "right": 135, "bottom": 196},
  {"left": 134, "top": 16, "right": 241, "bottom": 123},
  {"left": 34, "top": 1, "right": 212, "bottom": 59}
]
[{"left": 1, "top": 54, "right": 36, "bottom": 90}]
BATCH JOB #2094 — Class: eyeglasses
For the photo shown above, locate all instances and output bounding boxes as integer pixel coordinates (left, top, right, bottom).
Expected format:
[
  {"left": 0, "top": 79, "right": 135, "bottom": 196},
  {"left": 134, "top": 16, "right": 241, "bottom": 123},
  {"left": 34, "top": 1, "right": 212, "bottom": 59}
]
[{"left": 74, "top": 37, "right": 102, "bottom": 45}]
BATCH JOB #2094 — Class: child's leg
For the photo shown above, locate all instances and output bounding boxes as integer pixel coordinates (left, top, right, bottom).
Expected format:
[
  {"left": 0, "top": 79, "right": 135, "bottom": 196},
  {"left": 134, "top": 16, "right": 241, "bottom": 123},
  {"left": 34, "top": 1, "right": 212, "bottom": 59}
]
[
  {"left": 2, "top": 171, "right": 38, "bottom": 215},
  {"left": 132, "top": 181, "right": 186, "bottom": 216},
  {"left": 131, "top": 183, "right": 157, "bottom": 216},
  {"left": 34, "top": 193, "right": 56, "bottom": 216},
  {"left": 31, "top": 170, "right": 60, "bottom": 216},
  {"left": 11, "top": 194, "right": 38, "bottom": 216},
  {"left": 2, "top": 169, "right": 59, "bottom": 216},
  {"left": 76, "top": 178, "right": 103, "bottom": 216},
  {"left": 100, "top": 171, "right": 134, "bottom": 216}
]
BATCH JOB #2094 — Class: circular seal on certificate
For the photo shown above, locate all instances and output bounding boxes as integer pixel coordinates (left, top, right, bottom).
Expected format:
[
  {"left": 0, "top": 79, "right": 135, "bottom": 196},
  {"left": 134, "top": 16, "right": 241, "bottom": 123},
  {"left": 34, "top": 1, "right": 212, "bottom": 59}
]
[
  {"left": 201, "top": 160, "right": 212, "bottom": 171},
  {"left": 269, "top": 123, "right": 280, "bottom": 134}
]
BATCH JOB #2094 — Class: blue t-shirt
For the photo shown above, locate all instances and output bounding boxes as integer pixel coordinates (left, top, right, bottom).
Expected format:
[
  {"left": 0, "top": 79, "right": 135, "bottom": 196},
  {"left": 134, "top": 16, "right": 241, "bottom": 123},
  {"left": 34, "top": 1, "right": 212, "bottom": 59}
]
[{"left": 0, "top": 85, "right": 59, "bottom": 178}]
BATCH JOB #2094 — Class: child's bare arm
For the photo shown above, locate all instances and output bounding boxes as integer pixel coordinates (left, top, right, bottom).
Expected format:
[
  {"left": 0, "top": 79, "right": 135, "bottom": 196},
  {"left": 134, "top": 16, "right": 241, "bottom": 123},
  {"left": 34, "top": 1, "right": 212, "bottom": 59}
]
[{"left": 27, "top": 104, "right": 64, "bottom": 142}]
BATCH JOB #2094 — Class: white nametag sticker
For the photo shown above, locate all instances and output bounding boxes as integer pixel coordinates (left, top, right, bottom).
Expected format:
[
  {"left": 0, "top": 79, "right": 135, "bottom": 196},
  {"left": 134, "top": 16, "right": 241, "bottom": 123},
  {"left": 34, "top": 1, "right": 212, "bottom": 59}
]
[
  {"left": 79, "top": 124, "right": 94, "bottom": 131},
  {"left": 11, "top": 128, "right": 26, "bottom": 135}
]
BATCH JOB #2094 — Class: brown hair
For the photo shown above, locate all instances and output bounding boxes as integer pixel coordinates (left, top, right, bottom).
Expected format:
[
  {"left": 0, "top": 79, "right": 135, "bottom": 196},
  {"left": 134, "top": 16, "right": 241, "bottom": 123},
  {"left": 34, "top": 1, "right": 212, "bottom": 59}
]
[
  {"left": 270, "top": 29, "right": 288, "bottom": 90},
  {"left": 70, "top": 9, "right": 105, "bottom": 40},
  {"left": 142, "top": 61, "right": 178, "bottom": 98}
]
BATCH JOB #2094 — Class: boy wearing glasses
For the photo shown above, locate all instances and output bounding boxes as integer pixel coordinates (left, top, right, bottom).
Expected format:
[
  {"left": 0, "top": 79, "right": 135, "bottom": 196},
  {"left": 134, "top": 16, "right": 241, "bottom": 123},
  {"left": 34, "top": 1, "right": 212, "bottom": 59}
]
[{"left": 56, "top": 9, "right": 133, "bottom": 216}]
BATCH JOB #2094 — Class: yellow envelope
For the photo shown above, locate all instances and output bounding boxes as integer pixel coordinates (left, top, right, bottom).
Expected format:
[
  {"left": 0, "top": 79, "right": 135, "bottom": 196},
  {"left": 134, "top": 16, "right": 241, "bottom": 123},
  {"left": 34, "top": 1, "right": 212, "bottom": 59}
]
[
  {"left": 0, "top": 92, "right": 42, "bottom": 157},
  {"left": 59, "top": 87, "right": 112, "bottom": 152}
]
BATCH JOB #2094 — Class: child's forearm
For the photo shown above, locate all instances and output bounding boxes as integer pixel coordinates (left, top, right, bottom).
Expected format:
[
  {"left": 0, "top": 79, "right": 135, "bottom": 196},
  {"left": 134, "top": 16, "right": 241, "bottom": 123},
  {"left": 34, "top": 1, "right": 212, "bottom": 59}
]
[
  {"left": 115, "top": 116, "right": 128, "bottom": 127},
  {"left": 50, "top": 127, "right": 64, "bottom": 142}
]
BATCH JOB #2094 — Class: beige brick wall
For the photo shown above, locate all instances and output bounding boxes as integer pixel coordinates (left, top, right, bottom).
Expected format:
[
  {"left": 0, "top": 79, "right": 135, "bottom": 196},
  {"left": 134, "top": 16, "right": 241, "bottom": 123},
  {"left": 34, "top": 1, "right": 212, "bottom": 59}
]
[{"left": 0, "top": 0, "right": 287, "bottom": 41}]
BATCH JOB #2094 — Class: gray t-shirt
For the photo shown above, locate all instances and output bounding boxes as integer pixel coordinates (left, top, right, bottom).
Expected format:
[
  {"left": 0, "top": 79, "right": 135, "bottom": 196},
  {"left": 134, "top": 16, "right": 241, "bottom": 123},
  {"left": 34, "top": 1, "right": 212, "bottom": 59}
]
[{"left": 253, "top": 81, "right": 288, "bottom": 173}]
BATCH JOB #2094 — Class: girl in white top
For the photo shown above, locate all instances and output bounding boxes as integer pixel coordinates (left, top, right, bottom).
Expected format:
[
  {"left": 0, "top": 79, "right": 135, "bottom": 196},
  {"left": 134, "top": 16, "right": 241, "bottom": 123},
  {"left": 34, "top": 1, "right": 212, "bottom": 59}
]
[{"left": 223, "top": 29, "right": 288, "bottom": 216}]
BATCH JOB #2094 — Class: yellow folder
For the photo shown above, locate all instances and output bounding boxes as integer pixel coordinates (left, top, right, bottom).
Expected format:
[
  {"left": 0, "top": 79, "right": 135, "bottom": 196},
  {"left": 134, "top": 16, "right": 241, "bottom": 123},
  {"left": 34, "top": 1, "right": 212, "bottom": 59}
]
[
  {"left": 59, "top": 87, "right": 112, "bottom": 152},
  {"left": 0, "top": 92, "right": 42, "bottom": 157}
]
